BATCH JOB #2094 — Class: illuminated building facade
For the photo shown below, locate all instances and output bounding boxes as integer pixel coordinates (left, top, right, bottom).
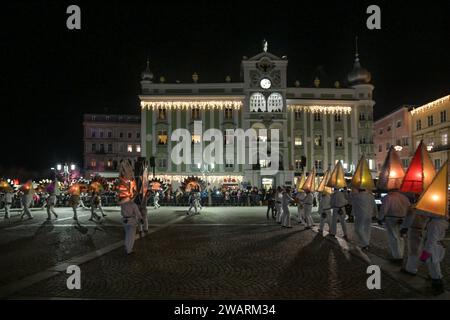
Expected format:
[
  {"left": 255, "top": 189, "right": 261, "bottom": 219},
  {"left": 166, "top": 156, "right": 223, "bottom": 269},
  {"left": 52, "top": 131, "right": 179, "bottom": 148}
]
[
  {"left": 140, "top": 47, "right": 375, "bottom": 189},
  {"left": 374, "top": 106, "right": 414, "bottom": 172},
  {"left": 411, "top": 95, "right": 450, "bottom": 171},
  {"left": 83, "top": 114, "right": 141, "bottom": 177}
]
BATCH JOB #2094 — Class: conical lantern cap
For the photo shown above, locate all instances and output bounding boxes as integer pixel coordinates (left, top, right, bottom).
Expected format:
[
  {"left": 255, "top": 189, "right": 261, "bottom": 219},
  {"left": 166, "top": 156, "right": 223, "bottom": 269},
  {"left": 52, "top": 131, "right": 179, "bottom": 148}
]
[
  {"left": 317, "top": 169, "right": 331, "bottom": 193},
  {"left": 415, "top": 161, "right": 449, "bottom": 218},
  {"left": 297, "top": 172, "right": 306, "bottom": 192},
  {"left": 302, "top": 167, "right": 316, "bottom": 192},
  {"left": 327, "top": 161, "right": 346, "bottom": 189},
  {"left": 352, "top": 155, "right": 375, "bottom": 190},
  {"left": 400, "top": 141, "right": 435, "bottom": 194},
  {"left": 377, "top": 146, "right": 405, "bottom": 191}
]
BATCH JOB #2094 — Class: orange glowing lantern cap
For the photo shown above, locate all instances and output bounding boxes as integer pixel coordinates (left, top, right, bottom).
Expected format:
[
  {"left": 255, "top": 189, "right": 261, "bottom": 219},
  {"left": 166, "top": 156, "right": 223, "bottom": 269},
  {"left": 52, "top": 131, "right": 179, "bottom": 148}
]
[
  {"left": 68, "top": 183, "right": 81, "bottom": 196},
  {"left": 296, "top": 172, "right": 306, "bottom": 192},
  {"left": 317, "top": 169, "right": 332, "bottom": 194},
  {"left": 400, "top": 141, "right": 435, "bottom": 194},
  {"left": 327, "top": 161, "right": 346, "bottom": 189},
  {"left": 377, "top": 146, "right": 405, "bottom": 191},
  {"left": 302, "top": 167, "right": 317, "bottom": 192},
  {"left": 415, "top": 161, "right": 449, "bottom": 218},
  {"left": 352, "top": 155, "right": 375, "bottom": 190}
]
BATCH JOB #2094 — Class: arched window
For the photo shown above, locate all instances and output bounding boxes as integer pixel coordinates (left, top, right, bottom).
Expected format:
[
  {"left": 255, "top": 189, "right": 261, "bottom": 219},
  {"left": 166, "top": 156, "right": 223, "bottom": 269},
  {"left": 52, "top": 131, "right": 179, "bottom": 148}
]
[
  {"left": 250, "top": 93, "right": 266, "bottom": 112},
  {"left": 267, "top": 93, "right": 283, "bottom": 112}
]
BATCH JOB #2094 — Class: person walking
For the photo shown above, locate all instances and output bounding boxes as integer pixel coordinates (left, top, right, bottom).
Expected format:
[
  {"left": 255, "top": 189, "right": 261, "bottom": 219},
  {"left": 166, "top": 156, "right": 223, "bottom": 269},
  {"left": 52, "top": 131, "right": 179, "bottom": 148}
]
[
  {"left": 20, "top": 190, "right": 34, "bottom": 220},
  {"left": 120, "top": 197, "right": 143, "bottom": 255},
  {"left": 266, "top": 189, "right": 276, "bottom": 220},
  {"left": 330, "top": 189, "right": 348, "bottom": 240},
  {"left": 303, "top": 190, "right": 314, "bottom": 229},
  {"left": 275, "top": 187, "right": 283, "bottom": 224},
  {"left": 89, "top": 192, "right": 102, "bottom": 221},
  {"left": 4, "top": 189, "right": 13, "bottom": 219},
  {"left": 187, "top": 191, "right": 198, "bottom": 215},
  {"left": 46, "top": 191, "right": 58, "bottom": 221},
  {"left": 351, "top": 188, "right": 378, "bottom": 250},
  {"left": 318, "top": 191, "right": 332, "bottom": 233},
  {"left": 295, "top": 190, "right": 307, "bottom": 225},
  {"left": 378, "top": 189, "right": 411, "bottom": 263},
  {"left": 138, "top": 190, "right": 150, "bottom": 237},
  {"left": 153, "top": 191, "right": 161, "bottom": 209},
  {"left": 281, "top": 187, "right": 293, "bottom": 228}
]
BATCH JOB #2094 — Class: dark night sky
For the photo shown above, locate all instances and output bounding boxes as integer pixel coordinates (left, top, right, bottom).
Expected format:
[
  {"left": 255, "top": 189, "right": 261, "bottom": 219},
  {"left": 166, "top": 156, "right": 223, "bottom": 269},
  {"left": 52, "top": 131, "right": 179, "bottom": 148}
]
[{"left": 2, "top": 0, "right": 449, "bottom": 175}]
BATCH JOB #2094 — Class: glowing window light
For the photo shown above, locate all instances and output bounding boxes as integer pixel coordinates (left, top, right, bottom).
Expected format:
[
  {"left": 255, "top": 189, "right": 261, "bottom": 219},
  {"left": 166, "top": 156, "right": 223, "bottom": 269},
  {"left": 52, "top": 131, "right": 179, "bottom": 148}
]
[{"left": 288, "top": 105, "right": 352, "bottom": 114}]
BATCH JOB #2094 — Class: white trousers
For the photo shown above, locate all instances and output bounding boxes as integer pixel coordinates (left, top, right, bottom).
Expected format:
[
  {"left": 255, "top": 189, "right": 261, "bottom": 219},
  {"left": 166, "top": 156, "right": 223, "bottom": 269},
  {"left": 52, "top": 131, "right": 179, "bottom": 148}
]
[
  {"left": 4, "top": 204, "right": 11, "bottom": 219},
  {"left": 385, "top": 217, "right": 405, "bottom": 259},
  {"left": 330, "top": 208, "right": 347, "bottom": 236},
  {"left": 188, "top": 203, "right": 198, "bottom": 214},
  {"left": 319, "top": 209, "right": 331, "bottom": 231},
  {"left": 354, "top": 212, "right": 372, "bottom": 247},
  {"left": 154, "top": 200, "right": 160, "bottom": 208},
  {"left": 123, "top": 223, "right": 137, "bottom": 254},
  {"left": 21, "top": 204, "right": 33, "bottom": 219},
  {"left": 276, "top": 203, "right": 283, "bottom": 223},
  {"left": 405, "top": 228, "right": 423, "bottom": 274},
  {"left": 281, "top": 206, "right": 291, "bottom": 227},
  {"left": 297, "top": 206, "right": 306, "bottom": 224},
  {"left": 304, "top": 205, "right": 314, "bottom": 227},
  {"left": 139, "top": 210, "right": 149, "bottom": 232},
  {"left": 47, "top": 205, "right": 57, "bottom": 219}
]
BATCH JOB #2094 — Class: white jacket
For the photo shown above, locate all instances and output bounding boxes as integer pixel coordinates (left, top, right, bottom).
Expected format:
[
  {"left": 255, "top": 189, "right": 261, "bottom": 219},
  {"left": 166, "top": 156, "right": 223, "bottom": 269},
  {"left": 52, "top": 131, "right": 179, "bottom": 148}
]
[{"left": 378, "top": 191, "right": 410, "bottom": 220}]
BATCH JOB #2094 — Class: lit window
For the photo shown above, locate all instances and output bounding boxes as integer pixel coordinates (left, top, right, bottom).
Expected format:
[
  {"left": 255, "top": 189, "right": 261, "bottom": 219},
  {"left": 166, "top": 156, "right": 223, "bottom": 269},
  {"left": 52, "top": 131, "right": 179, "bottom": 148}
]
[
  {"left": 294, "top": 136, "right": 303, "bottom": 146},
  {"left": 267, "top": 93, "right": 283, "bottom": 112},
  {"left": 107, "top": 160, "right": 113, "bottom": 168},
  {"left": 136, "top": 145, "right": 141, "bottom": 153},
  {"left": 295, "top": 160, "right": 302, "bottom": 170},
  {"left": 192, "top": 135, "right": 201, "bottom": 144},
  {"left": 442, "top": 134, "right": 448, "bottom": 145},
  {"left": 259, "top": 159, "right": 269, "bottom": 168},
  {"left": 90, "top": 159, "right": 96, "bottom": 168},
  {"left": 250, "top": 93, "right": 266, "bottom": 112},
  {"left": 158, "top": 130, "right": 168, "bottom": 145},
  {"left": 314, "top": 135, "right": 322, "bottom": 147},
  {"left": 127, "top": 145, "right": 133, "bottom": 153},
  {"left": 336, "top": 136, "right": 343, "bottom": 147}
]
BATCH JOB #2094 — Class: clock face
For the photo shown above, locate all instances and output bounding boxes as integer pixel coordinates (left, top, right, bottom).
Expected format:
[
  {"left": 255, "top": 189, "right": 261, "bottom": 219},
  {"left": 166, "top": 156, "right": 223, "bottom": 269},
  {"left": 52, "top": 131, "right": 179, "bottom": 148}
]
[{"left": 260, "top": 78, "right": 271, "bottom": 89}]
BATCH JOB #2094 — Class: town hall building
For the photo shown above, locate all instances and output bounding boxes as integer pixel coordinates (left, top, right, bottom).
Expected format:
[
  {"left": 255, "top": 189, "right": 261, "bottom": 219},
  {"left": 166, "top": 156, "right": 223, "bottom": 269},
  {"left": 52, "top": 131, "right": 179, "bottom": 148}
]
[{"left": 139, "top": 42, "right": 375, "bottom": 189}]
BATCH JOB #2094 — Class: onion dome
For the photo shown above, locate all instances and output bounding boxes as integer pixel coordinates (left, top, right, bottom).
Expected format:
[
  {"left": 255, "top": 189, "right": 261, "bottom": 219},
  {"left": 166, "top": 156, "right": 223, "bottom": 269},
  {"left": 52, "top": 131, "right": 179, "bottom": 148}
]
[
  {"left": 347, "top": 37, "right": 371, "bottom": 85},
  {"left": 141, "top": 58, "right": 154, "bottom": 81}
]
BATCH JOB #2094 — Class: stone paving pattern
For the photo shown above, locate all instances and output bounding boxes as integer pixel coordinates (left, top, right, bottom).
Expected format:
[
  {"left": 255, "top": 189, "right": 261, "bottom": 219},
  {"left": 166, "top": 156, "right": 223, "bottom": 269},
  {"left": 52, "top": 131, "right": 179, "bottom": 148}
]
[{"left": 1, "top": 207, "right": 434, "bottom": 299}]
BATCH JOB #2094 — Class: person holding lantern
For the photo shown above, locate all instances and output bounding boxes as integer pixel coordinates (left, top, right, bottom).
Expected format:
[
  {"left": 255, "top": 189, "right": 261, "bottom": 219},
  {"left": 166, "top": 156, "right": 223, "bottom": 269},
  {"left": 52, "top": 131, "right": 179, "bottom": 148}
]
[
  {"left": 303, "top": 190, "right": 314, "bottom": 229},
  {"left": 318, "top": 190, "right": 331, "bottom": 233},
  {"left": 89, "top": 191, "right": 102, "bottom": 221},
  {"left": 327, "top": 162, "right": 349, "bottom": 240},
  {"left": 295, "top": 190, "right": 307, "bottom": 225},
  {"left": 350, "top": 156, "right": 378, "bottom": 250},
  {"left": 68, "top": 184, "right": 81, "bottom": 221},
  {"left": 120, "top": 193, "right": 142, "bottom": 255},
  {"left": 414, "top": 162, "right": 449, "bottom": 294}
]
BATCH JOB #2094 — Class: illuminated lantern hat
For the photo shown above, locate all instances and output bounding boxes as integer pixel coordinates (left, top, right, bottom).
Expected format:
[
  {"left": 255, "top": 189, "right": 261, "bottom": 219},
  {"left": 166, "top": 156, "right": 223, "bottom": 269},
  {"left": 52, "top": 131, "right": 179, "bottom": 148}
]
[
  {"left": 377, "top": 146, "right": 405, "bottom": 191},
  {"left": 68, "top": 183, "right": 81, "bottom": 196},
  {"left": 317, "top": 169, "right": 332, "bottom": 194},
  {"left": 296, "top": 172, "right": 306, "bottom": 192},
  {"left": 302, "top": 167, "right": 316, "bottom": 192},
  {"left": 327, "top": 161, "right": 346, "bottom": 189},
  {"left": 89, "top": 181, "right": 103, "bottom": 193},
  {"left": 400, "top": 141, "right": 435, "bottom": 194},
  {"left": 352, "top": 155, "right": 375, "bottom": 190},
  {"left": 415, "top": 161, "right": 448, "bottom": 219},
  {"left": 0, "top": 180, "right": 13, "bottom": 193},
  {"left": 20, "top": 180, "right": 34, "bottom": 194},
  {"left": 118, "top": 159, "right": 137, "bottom": 201}
]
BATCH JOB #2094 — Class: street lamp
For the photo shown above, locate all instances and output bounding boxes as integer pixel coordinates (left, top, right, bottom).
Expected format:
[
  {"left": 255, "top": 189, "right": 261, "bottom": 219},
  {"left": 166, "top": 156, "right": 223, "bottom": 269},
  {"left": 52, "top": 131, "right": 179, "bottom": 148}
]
[{"left": 56, "top": 164, "right": 62, "bottom": 171}]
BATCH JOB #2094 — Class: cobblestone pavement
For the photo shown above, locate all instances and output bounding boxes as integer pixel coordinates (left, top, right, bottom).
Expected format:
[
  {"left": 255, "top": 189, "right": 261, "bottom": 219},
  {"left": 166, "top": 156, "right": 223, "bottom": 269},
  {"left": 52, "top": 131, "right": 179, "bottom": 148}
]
[{"left": 0, "top": 206, "right": 436, "bottom": 299}]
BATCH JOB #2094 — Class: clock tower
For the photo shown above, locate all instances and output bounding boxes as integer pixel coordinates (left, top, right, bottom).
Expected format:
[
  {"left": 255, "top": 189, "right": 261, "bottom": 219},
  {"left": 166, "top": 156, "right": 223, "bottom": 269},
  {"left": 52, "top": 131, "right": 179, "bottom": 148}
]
[{"left": 240, "top": 47, "right": 291, "bottom": 188}]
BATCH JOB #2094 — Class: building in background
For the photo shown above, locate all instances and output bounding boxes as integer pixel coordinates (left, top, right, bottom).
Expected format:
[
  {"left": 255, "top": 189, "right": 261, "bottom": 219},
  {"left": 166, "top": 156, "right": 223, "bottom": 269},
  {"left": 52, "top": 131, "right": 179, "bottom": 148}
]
[
  {"left": 139, "top": 43, "right": 375, "bottom": 189},
  {"left": 83, "top": 114, "right": 141, "bottom": 177},
  {"left": 374, "top": 105, "right": 414, "bottom": 172},
  {"left": 411, "top": 95, "right": 450, "bottom": 171}
]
